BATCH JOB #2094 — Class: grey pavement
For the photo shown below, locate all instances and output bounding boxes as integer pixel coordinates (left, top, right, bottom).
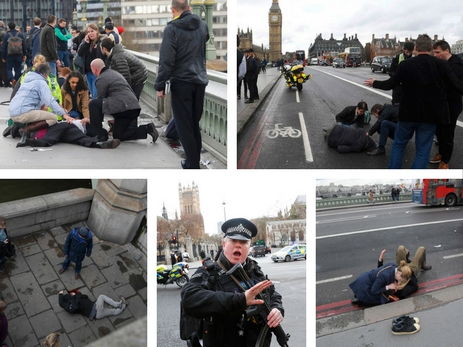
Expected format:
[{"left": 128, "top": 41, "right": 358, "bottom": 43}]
[
  {"left": 237, "top": 67, "right": 282, "bottom": 137},
  {"left": 0, "top": 222, "right": 147, "bottom": 347},
  {"left": 0, "top": 86, "right": 225, "bottom": 169},
  {"left": 316, "top": 283, "right": 463, "bottom": 346}
]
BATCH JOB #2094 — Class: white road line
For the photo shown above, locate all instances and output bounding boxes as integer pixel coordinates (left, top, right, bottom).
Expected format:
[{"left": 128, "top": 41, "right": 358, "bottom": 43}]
[
  {"left": 316, "top": 215, "right": 377, "bottom": 224},
  {"left": 296, "top": 90, "right": 300, "bottom": 103},
  {"left": 316, "top": 275, "right": 353, "bottom": 285},
  {"left": 443, "top": 253, "right": 463, "bottom": 259},
  {"left": 316, "top": 218, "right": 463, "bottom": 240},
  {"left": 298, "top": 112, "right": 313, "bottom": 162},
  {"left": 458, "top": 120, "right": 463, "bottom": 128}
]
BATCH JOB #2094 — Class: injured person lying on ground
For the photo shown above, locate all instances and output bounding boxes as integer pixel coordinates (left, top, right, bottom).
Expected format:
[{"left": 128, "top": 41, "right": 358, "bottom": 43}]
[{"left": 324, "top": 124, "right": 377, "bottom": 153}]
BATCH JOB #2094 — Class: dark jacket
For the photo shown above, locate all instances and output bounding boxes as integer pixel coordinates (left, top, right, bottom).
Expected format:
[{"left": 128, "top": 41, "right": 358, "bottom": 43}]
[
  {"left": 389, "top": 52, "right": 414, "bottom": 104},
  {"left": 446, "top": 54, "right": 463, "bottom": 103},
  {"left": 77, "top": 36, "right": 106, "bottom": 74},
  {"left": 154, "top": 10, "right": 209, "bottom": 91},
  {"left": 30, "top": 27, "right": 42, "bottom": 59},
  {"left": 63, "top": 227, "right": 93, "bottom": 264},
  {"left": 377, "top": 259, "right": 418, "bottom": 299},
  {"left": 106, "top": 44, "right": 148, "bottom": 88},
  {"left": 368, "top": 104, "right": 399, "bottom": 136},
  {"left": 327, "top": 124, "right": 376, "bottom": 153},
  {"left": 335, "top": 106, "right": 364, "bottom": 128},
  {"left": 1, "top": 29, "right": 26, "bottom": 57},
  {"left": 373, "top": 54, "right": 463, "bottom": 124},
  {"left": 349, "top": 262, "right": 397, "bottom": 305},
  {"left": 59, "top": 293, "right": 95, "bottom": 318},
  {"left": 181, "top": 256, "right": 284, "bottom": 347},
  {"left": 95, "top": 67, "right": 141, "bottom": 115},
  {"left": 40, "top": 24, "right": 59, "bottom": 62}
]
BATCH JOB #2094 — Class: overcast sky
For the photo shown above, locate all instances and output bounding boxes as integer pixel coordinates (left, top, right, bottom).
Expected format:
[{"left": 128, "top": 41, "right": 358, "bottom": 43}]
[
  {"left": 235, "top": 0, "right": 463, "bottom": 54},
  {"left": 156, "top": 172, "right": 305, "bottom": 235}
]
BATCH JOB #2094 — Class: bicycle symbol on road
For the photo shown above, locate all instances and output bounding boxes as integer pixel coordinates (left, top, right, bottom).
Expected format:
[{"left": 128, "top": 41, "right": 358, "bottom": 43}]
[{"left": 266, "top": 123, "right": 302, "bottom": 139}]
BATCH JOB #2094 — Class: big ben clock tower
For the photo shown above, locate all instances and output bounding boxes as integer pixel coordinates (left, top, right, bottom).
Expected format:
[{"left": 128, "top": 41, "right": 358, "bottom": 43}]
[{"left": 269, "top": 0, "right": 282, "bottom": 63}]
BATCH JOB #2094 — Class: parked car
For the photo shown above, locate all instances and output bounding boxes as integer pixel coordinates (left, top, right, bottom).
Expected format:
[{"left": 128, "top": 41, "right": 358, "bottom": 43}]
[
  {"left": 371, "top": 56, "right": 392, "bottom": 73},
  {"left": 319, "top": 60, "right": 328, "bottom": 66},
  {"left": 332, "top": 58, "right": 345, "bottom": 68},
  {"left": 271, "top": 245, "right": 306, "bottom": 262},
  {"left": 250, "top": 245, "right": 266, "bottom": 257},
  {"left": 265, "top": 246, "right": 272, "bottom": 254}
]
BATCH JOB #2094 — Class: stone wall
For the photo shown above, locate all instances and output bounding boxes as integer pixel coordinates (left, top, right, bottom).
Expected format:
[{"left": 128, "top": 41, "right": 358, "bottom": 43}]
[{"left": 0, "top": 188, "right": 94, "bottom": 237}]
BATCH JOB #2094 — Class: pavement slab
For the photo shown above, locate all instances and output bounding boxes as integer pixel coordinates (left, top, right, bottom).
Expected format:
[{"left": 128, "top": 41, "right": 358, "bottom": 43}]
[{"left": 0, "top": 225, "right": 146, "bottom": 346}]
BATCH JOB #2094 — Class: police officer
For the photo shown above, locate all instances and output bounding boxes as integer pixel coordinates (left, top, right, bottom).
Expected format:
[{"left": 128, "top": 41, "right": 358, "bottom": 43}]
[{"left": 181, "top": 218, "right": 284, "bottom": 347}]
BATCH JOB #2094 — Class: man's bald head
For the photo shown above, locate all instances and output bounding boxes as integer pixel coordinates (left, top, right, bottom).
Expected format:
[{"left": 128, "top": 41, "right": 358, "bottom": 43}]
[{"left": 90, "top": 58, "right": 106, "bottom": 76}]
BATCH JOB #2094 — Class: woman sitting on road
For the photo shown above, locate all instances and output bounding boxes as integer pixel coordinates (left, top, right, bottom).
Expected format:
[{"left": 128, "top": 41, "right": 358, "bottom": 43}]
[
  {"left": 61, "top": 71, "right": 90, "bottom": 123},
  {"left": 349, "top": 260, "right": 412, "bottom": 305}
]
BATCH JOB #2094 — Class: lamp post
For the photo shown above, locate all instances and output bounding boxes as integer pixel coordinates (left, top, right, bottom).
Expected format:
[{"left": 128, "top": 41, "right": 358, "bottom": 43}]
[
  {"left": 80, "top": 0, "right": 88, "bottom": 28},
  {"left": 190, "top": 0, "right": 216, "bottom": 61},
  {"left": 73, "top": 7, "right": 77, "bottom": 29},
  {"left": 222, "top": 200, "right": 226, "bottom": 221},
  {"left": 101, "top": 0, "right": 109, "bottom": 21}
]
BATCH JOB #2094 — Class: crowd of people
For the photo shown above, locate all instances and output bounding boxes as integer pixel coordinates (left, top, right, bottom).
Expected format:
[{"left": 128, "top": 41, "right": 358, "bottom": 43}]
[{"left": 1, "top": 14, "right": 159, "bottom": 150}]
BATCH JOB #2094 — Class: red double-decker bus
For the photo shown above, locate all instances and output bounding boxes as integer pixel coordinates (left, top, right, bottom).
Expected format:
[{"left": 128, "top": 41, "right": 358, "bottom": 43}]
[{"left": 412, "top": 179, "right": 463, "bottom": 207}]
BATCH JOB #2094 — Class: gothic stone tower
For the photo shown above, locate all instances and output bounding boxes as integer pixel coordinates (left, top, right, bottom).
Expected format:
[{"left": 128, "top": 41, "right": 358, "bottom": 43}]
[
  {"left": 269, "top": 0, "right": 282, "bottom": 62},
  {"left": 178, "top": 182, "right": 202, "bottom": 217}
]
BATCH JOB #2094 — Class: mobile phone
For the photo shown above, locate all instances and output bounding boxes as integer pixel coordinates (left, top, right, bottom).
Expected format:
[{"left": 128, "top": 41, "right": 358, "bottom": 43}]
[{"left": 164, "top": 81, "right": 170, "bottom": 95}]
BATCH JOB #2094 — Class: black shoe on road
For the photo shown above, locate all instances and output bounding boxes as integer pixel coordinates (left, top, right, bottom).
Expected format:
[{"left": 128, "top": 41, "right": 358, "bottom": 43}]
[
  {"left": 147, "top": 123, "right": 159, "bottom": 143},
  {"left": 367, "top": 147, "right": 386, "bottom": 156}
]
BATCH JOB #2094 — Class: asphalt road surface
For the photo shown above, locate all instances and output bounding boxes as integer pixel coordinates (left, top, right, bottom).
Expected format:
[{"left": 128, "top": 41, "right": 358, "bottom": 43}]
[
  {"left": 238, "top": 65, "right": 463, "bottom": 169},
  {"left": 316, "top": 202, "right": 463, "bottom": 314},
  {"left": 157, "top": 252, "right": 306, "bottom": 346}
]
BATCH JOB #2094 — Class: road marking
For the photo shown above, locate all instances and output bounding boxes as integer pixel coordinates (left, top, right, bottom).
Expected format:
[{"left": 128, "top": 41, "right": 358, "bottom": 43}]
[
  {"left": 298, "top": 112, "right": 313, "bottom": 162},
  {"left": 316, "top": 218, "right": 463, "bottom": 239},
  {"left": 317, "top": 215, "right": 377, "bottom": 224},
  {"left": 443, "top": 253, "right": 463, "bottom": 259},
  {"left": 316, "top": 275, "right": 352, "bottom": 285},
  {"left": 458, "top": 120, "right": 463, "bottom": 128},
  {"left": 296, "top": 90, "right": 300, "bottom": 103}
]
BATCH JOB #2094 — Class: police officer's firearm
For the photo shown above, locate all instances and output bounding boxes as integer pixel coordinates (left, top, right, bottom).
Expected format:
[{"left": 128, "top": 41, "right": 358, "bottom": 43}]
[{"left": 226, "top": 262, "right": 290, "bottom": 347}]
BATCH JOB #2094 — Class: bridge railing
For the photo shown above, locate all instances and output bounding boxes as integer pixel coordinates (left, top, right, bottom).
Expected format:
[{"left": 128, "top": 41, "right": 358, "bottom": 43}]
[
  {"left": 316, "top": 193, "right": 413, "bottom": 209},
  {"left": 128, "top": 51, "right": 227, "bottom": 164}
]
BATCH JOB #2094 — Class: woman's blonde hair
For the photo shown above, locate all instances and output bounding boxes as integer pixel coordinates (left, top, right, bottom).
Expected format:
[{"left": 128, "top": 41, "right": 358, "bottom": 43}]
[
  {"left": 33, "top": 54, "right": 47, "bottom": 67},
  {"left": 42, "top": 332, "right": 60, "bottom": 347},
  {"left": 86, "top": 23, "right": 100, "bottom": 42},
  {"left": 396, "top": 260, "right": 412, "bottom": 290}
]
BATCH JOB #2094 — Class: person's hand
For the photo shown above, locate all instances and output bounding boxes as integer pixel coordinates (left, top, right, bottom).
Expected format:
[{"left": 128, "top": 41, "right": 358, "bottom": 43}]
[
  {"left": 81, "top": 118, "right": 90, "bottom": 125},
  {"left": 387, "top": 282, "right": 398, "bottom": 291},
  {"left": 41, "top": 104, "right": 48, "bottom": 111},
  {"left": 244, "top": 280, "right": 272, "bottom": 306},
  {"left": 364, "top": 78, "right": 375, "bottom": 87},
  {"left": 85, "top": 34, "right": 90, "bottom": 43},
  {"left": 4, "top": 239, "right": 8, "bottom": 244},
  {"left": 59, "top": 290, "right": 65, "bottom": 294},
  {"left": 267, "top": 308, "right": 283, "bottom": 328},
  {"left": 63, "top": 114, "right": 74, "bottom": 124},
  {"left": 157, "top": 90, "right": 165, "bottom": 99}
]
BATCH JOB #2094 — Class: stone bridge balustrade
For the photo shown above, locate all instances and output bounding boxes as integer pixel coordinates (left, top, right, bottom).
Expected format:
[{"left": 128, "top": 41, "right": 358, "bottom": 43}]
[{"left": 128, "top": 50, "right": 227, "bottom": 163}]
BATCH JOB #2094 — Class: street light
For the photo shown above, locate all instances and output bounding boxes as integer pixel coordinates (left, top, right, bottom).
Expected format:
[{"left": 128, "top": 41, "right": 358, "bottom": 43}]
[
  {"left": 79, "top": 0, "right": 88, "bottom": 27},
  {"left": 222, "top": 200, "right": 226, "bottom": 221},
  {"left": 101, "top": 0, "right": 109, "bottom": 21}
]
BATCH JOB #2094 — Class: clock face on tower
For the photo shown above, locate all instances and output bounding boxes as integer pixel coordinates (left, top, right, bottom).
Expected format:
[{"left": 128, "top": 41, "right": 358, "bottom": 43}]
[{"left": 271, "top": 14, "right": 278, "bottom": 22}]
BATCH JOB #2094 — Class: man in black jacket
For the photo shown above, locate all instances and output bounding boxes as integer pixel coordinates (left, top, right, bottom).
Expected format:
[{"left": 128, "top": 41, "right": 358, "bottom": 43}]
[
  {"left": 325, "top": 124, "right": 376, "bottom": 154},
  {"left": 429, "top": 40, "right": 463, "bottom": 169},
  {"left": 59, "top": 290, "right": 128, "bottom": 320},
  {"left": 154, "top": 0, "right": 209, "bottom": 169},
  {"left": 388, "top": 41, "right": 415, "bottom": 105},
  {"left": 40, "top": 15, "right": 60, "bottom": 77},
  {"left": 335, "top": 101, "right": 368, "bottom": 128},
  {"left": 366, "top": 103, "right": 399, "bottom": 156},
  {"left": 364, "top": 34, "right": 463, "bottom": 169},
  {"left": 181, "top": 218, "right": 285, "bottom": 347}
]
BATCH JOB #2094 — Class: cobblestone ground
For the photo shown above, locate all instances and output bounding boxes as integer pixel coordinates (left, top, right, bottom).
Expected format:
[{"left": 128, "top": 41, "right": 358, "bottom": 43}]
[{"left": 0, "top": 223, "right": 147, "bottom": 347}]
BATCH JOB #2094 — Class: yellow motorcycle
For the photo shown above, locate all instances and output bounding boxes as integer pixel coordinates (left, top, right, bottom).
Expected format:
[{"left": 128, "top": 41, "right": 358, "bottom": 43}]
[{"left": 281, "top": 63, "right": 311, "bottom": 91}]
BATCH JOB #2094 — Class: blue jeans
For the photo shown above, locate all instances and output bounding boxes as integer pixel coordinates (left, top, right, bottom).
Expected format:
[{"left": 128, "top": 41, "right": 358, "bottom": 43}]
[
  {"left": 58, "top": 50, "right": 70, "bottom": 67},
  {"left": 378, "top": 120, "right": 397, "bottom": 147},
  {"left": 388, "top": 121, "right": 436, "bottom": 169},
  {"left": 86, "top": 72, "right": 97, "bottom": 99},
  {"left": 6, "top": 55, "right": 22, "bottom": 82},
  {"left": 62, "top": 257, "right": 82, "bottom": 274},
  {"left": 48, "top": 61, "right": 57, "bottom": 77},
  {"left": 69, "top": 110, "right": 83, "bottom": 119}
]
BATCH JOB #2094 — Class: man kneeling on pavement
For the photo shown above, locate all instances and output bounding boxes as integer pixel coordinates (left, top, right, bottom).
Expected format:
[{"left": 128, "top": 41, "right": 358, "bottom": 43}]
[{"left": 366, "top": 103, "right": 399, "bottom": 156}]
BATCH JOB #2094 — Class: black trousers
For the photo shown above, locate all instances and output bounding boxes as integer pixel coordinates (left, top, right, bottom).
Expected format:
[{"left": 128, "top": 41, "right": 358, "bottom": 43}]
[
  {"left": 28, "top": 122, "right": 97, "bottom": 147},
  {"left": 435, "top": 101, "right": 462, "bottom": 163},
  {"left": 87, "top": 98, "right": 147, "bottom": 141},
  {"left": 245, "top": 74, "right": 256, "bottom": 101},
  {"left": 171, "top": 81, "right": 206, "bottom": 169},
  {"left": 0, "top": 53, "right": 8, "bottom": 85}
]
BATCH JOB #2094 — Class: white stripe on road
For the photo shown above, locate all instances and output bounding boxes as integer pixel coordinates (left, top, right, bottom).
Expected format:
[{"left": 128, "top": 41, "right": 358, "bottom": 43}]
[
  {"left": 458, "top": 120, "right": 463, "bottom": 128},
  {"left": 316, "top": 275, "right": 353, "bottom": 285},
  {"left": 296, "top": 90, "right": 300, "bottom": 103},
  {"left": 316, "top": 218, "right": 463, "bottom": 240},
  {"left": 298, "top": 112, "right": 313, "bottom": 162},
  {"left": 443, "top": 253, "right": 463, "bottom": 259}
]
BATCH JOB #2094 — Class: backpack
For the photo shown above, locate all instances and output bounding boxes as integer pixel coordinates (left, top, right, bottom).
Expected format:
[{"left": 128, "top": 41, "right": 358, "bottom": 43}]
[{"left": 7, "top": 32, "right": 23, "bottom": 55}]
